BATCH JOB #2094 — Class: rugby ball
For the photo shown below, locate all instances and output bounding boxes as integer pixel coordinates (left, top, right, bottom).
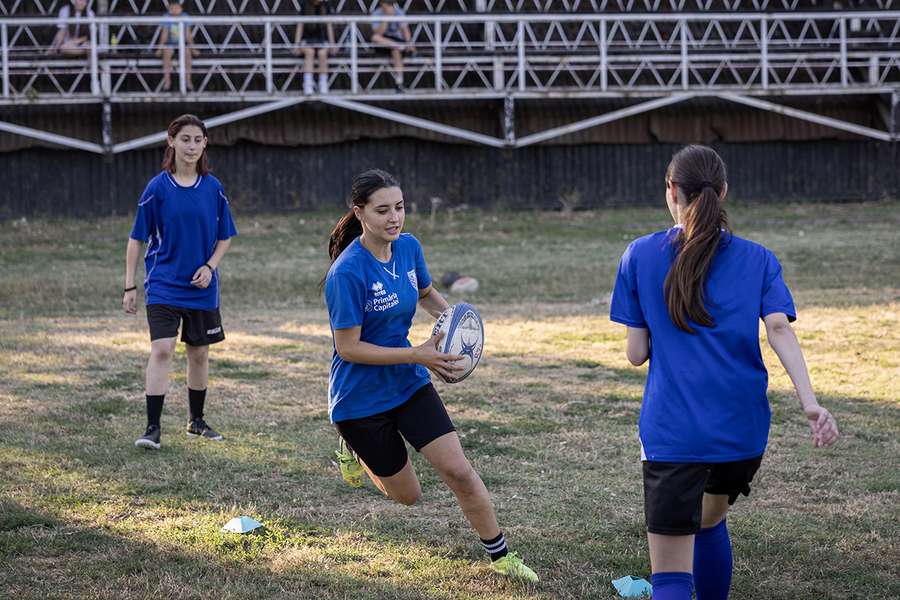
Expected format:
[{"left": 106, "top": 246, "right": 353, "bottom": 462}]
[{"left": 431, "top": 303, "right": 484, "bottom": 384}]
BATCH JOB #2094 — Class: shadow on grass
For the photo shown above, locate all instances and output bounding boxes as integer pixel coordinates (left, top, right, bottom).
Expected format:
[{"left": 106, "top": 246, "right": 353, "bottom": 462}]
[{"left": 0, "top": 500, "right": 492, "bottom": 600}]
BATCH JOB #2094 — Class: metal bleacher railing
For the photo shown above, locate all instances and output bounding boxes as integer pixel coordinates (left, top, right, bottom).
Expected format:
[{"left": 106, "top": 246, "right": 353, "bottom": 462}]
[{"left": 1, "top": 9, "right": 898, "bottom": 152}]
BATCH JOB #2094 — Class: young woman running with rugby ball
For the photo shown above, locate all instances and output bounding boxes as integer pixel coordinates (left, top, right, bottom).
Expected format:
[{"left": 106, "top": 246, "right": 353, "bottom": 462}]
[
  {"left": 124, "top": 114, "right": 238, "bottom": 450},
  {"left": 610, "top": 145, "right": 839, "bottom": 600},
  {"left": 324, "top": 169, "right": 537, "bottom": 582}
]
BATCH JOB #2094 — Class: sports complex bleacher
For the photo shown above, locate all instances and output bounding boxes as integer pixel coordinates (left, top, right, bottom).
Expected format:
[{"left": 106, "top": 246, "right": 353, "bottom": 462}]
[{"left": 1, "top": 1, "right": 898, "bottom": 153}]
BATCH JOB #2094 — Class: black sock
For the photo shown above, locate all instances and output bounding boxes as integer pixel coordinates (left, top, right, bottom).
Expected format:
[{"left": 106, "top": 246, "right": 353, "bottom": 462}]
[
  {"left": 146, "top": 394, "right": 165, "bottom": 428},
  {"left": 480, "top": 532, "right": 508, "bottom": 561},
  {"left": 188, "top": 388, "right": 206, "bottom": 422}
]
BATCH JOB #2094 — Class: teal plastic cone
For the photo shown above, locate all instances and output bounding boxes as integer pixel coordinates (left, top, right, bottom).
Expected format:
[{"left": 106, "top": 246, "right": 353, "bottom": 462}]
[{"left": 612, "top": 575, "right": 652, "bottom": 598}]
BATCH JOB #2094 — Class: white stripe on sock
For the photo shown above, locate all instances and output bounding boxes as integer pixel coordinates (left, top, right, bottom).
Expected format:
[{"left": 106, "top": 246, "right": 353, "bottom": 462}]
[{"left": 482, "top": 537, "right": 507, "bottom": 552}]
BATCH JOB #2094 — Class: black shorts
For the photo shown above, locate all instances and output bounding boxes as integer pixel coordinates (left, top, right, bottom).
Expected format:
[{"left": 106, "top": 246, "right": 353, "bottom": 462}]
[
  {"left": 643, "top": 455, "right": 764, "bottom": 535},
  {"left": 299, "top": 33, "right": 327, "bottom": 47},
  {"left": 146, "top": 304, "right": 225, "bottom": 346},
  {"left": 334, "top": 383, "right": 455, "bottom": 478},
  {"left": 374, "top": 33, "right": 409, "bottom": 54}
]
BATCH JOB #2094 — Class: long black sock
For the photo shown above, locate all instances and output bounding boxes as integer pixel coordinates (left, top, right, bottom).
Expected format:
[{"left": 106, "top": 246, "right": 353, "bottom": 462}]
[
  {"left": 146, "top": 394, "right": 165, "bottom": 428},
  {"left": 480, "top": 532, "right": 509, "bottom": 561},
  {"left": 188, "top": 388, "right": 206, "bottom": 421}
]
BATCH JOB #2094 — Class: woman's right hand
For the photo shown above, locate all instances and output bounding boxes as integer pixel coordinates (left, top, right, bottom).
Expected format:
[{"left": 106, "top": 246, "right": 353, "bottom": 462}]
[
  {"left": 123, "top": 290, "right": 137, "bottom": 314},
  {"left": 804, "top": 403, "right": 839, "bottom": 448},
  {"left": 413, "top": 332, "right": 464, "bottom": 381}
]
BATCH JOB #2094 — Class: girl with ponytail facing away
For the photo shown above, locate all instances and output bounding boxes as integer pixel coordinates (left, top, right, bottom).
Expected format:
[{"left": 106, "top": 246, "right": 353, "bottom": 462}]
[
  {"left": 323, "top": 169, "right": 538, "bottom": 583},
  {"left": 609, "top": 145, "right": 839, "bottom": 600}
]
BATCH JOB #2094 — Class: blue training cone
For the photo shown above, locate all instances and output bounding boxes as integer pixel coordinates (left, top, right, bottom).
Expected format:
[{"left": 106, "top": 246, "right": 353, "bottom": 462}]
[
  {"left": 612, "top": 575, "right": 652, "bottom": 598},
  {"left": 221, "top": 516, "right": 263, "bottom": 534}
]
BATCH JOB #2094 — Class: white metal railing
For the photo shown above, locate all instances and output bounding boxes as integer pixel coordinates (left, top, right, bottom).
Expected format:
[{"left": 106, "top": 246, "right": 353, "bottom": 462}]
[
  {"left": 3, "top": 0, "right": 898, "bottom": 16},
  {"left": 0, "top": 12, "right": 897, "bottom": 150},
  {"left": 1, "top": 12, "right": 898, "bottom": 103}
]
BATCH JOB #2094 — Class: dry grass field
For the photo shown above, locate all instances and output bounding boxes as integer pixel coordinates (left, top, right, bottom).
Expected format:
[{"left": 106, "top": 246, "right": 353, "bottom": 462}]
[{"left": 1, "top": 202, "right": 898, "bottom": 599}]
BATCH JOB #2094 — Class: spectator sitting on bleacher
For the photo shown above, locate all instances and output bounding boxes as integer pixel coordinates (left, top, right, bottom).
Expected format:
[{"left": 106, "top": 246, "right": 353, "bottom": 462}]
[
  {"left": 292, "top": 0, "right": 336, "bottom": 95},
  {"left": 50, "top": 0, "right": 94, "bottom": 57},
  {"left": 371, "top": 0, "right": 413, "bottom": 92},
  {"left": 157, "top": 0, "right": 198, "bottom": 92}
]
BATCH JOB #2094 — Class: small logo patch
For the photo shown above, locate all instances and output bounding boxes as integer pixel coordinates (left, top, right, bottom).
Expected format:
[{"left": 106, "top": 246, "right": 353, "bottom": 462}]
[
  {"left": 407, "top": 269, "right": 417, "bottom": 290},
  {"left": 206, "top": 326, "right": 222, "bottom": 335},
  {"left": 371, "top": 281, "right": 384, "bottom": 292}
]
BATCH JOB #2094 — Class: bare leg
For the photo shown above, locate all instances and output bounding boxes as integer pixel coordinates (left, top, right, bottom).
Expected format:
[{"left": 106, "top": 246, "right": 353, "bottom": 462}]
[
  {"left": 185, "top": 344, "right": 209, "bottom": 389},
  {"left": 145, "top": 337, "right": 177, "bottom": 395},
  {"left": 391, "top": 48, "right": 404, "bottom": 83},
  {"left": 420, "top": 432, "right": 501, "bottom": 539},
  {"left": 184, "top": 50, "right": 193, "bottom": 90},
  {"left": 302, "top": 47, "right": 314, "bottom": 75},
  {"left": 648, "top": 532, "right": 694, "bottom": 574},
  {"left": 700, "top": 493, "right": 730, "bottom": 529},
  {"left": 161, "top": 48, "right": 174, "bottom": 89},
  {"left": 59, "top": 37, "right": 89, "bottom": 56},
  {"left": 360, "top": 457, "right": 422, "bottom": 506},
  {"left": 317, "top": 47, "right": 329, "bottom": 75}
]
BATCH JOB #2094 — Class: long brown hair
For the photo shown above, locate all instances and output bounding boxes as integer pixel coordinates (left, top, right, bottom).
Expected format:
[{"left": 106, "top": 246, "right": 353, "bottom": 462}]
[
  {"left": 319, "top": 169, "right": 400, "bottom": 289},
  {"left": 161, "top": 114, "right": 210, "bottom": 175},
  {"left": 663, "top": 145, "right": 730, "bottom": 334}
]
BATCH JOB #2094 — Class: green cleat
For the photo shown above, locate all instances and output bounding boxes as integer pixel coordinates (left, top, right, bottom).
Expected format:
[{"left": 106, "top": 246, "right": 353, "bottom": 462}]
[
  {"left": 335, "top": 437, "right": 365, "bottom": 488},
  {"left": 492, "top": 552, "right": 539, "bottom": 583}
]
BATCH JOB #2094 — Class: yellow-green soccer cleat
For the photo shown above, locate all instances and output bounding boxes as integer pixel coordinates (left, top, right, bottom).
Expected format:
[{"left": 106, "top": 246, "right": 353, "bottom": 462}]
[
  {"left": 335, "top": 437, "right": 365, "bottom": 488},
  {"left": 492, "top": 552, "right": 539, "bottom": 583}
]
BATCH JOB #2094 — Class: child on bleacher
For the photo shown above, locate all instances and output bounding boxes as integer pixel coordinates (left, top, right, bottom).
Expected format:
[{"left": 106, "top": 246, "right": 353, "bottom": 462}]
[
  {"left": 371, "top": 0, "right": 413, "bottom": 92},
  {"left": 157, "top": 0, "right": 198, "bottom": 92},
  {"left": 292, "top": 0, "right": 336, "bottom": 95},
  {"left": 50, "top": 0, "right": 94, "bottom": 57}
]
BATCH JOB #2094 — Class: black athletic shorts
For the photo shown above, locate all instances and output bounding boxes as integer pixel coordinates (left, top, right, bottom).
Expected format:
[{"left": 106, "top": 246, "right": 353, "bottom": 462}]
[
  {"left": 146, "top": 304, "right": 225, "bottom": 346},
  {"left": 374, "top": 33, "right": 410, "bottom": 54},
  {"left": 643, "top": 455, "right": 764, "bottom": 535},
  {"left": 334, "top": 383, "right": 455, "bottom": 478}
]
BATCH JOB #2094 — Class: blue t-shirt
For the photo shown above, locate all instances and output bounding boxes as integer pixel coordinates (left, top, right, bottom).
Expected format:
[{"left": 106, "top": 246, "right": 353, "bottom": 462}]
[
  {"left": 325, "top": 233, "right": 433, "bottom": 422},
  {"left": 610, "top": 228, "right": 796, "bottom": 463},
  {"left": 129, "top": 171, "right": 238, "bottom": 310}
]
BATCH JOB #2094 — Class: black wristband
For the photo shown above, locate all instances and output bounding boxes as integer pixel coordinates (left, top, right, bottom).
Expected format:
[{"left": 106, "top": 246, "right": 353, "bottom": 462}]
[
  {"left": 124, "top": 286, "right": 137, "bottom": 292},
  {"left": 204, "top": 263, "right": 213, "bottom": 271}
]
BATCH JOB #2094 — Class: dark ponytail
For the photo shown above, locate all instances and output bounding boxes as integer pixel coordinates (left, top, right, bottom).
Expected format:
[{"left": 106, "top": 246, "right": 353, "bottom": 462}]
[
  {"left": 663, "top": 145, "right": 730, "bottom": 334},
  {"left": 320, "top": 168, "right": 401, "bottom": 290},
  {"left": 162, "top": 114, "right": 210, "bottom": 175}
]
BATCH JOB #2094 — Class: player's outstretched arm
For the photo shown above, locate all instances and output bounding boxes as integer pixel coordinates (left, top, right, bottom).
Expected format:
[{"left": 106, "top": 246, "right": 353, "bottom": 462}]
[{"left": 764, "top": 312, "right": 839, "bottom": 448}]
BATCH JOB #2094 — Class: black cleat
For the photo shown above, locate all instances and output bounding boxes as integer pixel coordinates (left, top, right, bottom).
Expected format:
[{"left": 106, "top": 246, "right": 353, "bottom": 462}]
[
  {"left": 186, "top": 418, "right": 224, "bottom": 441},
  {"left": 135, "top": 424, "right": 161, "bottom": 450}
]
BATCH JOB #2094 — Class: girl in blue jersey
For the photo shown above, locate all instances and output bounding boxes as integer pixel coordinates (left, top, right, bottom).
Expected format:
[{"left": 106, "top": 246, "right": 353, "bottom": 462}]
[
  {"left": 610, "top": 145, "right": 839, "bottom": 600},
  {"left": 123, "top": 114, "right": 238, "bottom": 451},
  {"left": 324, "top": 169, "right": 537, "bottom": 583}
]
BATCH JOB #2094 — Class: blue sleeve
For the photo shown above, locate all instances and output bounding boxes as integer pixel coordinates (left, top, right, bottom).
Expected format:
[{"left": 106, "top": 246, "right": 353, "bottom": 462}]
[
  {"left": 609, "top": 243, "right": 647, "bottom": 328},
  {"left": 129, "top": 180, "right": 156, "bottom": 241},
  {"left": 326, "top": 271, "right": 365, "bottom": 329},
  {"left": 761, "top": 250, "right": 796, "bottom": 322},
  {"left": 413, "top": 236, "right": 432, "bottom": 289},
  {"left": 217, "top": 187, "right": 238, "bottom": 240}
]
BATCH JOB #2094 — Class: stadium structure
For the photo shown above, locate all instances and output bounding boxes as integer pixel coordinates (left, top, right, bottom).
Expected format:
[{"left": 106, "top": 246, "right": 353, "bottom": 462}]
[{"left": 1, "top": 1, "right": 898, "bottom": 216}]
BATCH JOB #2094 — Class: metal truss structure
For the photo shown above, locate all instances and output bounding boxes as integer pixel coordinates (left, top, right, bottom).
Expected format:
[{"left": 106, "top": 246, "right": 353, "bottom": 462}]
[
  {"left": 1, "top": 12, "right": 898, "bottom": 152},
  {"left": 2, "top": 0, "right": 898, "bottom": 15}
]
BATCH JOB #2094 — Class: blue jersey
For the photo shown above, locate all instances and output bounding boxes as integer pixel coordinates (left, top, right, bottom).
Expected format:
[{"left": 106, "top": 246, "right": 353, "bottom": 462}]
[
  {"left": 325, "top": 234, "right": 433, "bottom": 422},
  {"left": 610, "top": 228, "right": 796, "bottom": 463},
  {"left": 129, "top": 171, "right": 238, "bottom": 310}
]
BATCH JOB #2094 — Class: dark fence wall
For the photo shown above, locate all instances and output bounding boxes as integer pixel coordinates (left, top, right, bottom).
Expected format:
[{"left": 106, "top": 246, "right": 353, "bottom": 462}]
[{"left": 2, "top": 139, "right": 898, "bottom": 219}]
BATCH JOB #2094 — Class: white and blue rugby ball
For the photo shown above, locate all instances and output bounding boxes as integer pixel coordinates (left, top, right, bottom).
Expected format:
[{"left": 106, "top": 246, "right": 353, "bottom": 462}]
[{"left": 432, "top": 303, "right": 484, "bottom": 384}]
